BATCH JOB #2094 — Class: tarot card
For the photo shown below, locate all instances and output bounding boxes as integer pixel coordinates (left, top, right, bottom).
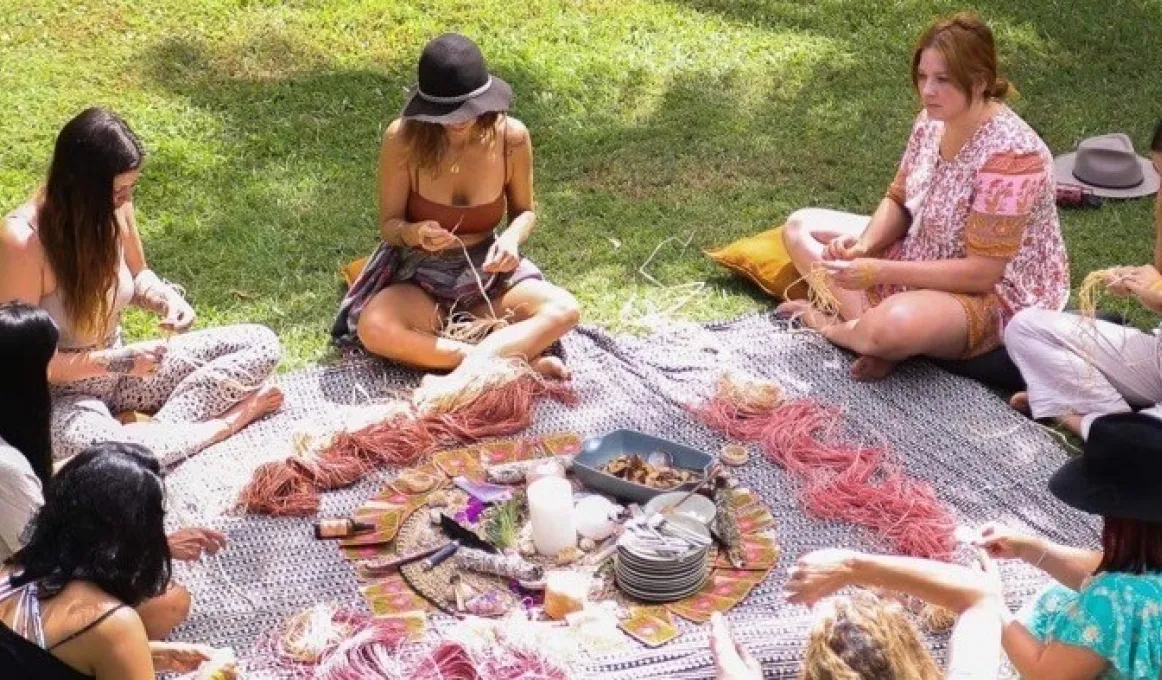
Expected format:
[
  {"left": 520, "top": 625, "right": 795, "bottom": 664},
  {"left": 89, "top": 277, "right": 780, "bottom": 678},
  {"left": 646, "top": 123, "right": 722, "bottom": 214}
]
[
  {"left": 363, "top": 575, "right": 410, "bottom": 595},
  {"left": 714, "top": 534, "right": 780, "bottom": 570},
  {"left": 341, "top": 543, "right": 388, "bottom": 561},
  {"left": 434, "top": 447, "right": 486, "bottom": 481},
  {"left": 539, "top": 432, "right": 583, "bottom": 456},
  {"left": 389, "top": 467, "right": 443, "bottom": 496},
  {"left": 375, "top": 486, "right": 420, "bottom": 506},
  {"left": 478, "top": 440, "right": 521, "bottom": 465},
  {"left": 667, "top": 592, "right": 740, "bottom": 623},
  {"left": 699, "top": 570, "right": 760, "bottom": 599},
  {"left": 711, "top": 568, "right": 768, "bottom": 589},
  {"left": 730, "top": 488, "right": 760, "bottom": 511},
  {"left": 361, "top": 580, "right": 430, "bottom": 615},
  {"left": 372, "top": 611, "right": 429, "bottom": 640},
  {"left": 735, "top": 505, "right": 774, "bottom": 533},
  {"left": 737, "top": 544, "right": 780, "bottom": 571},
  {"left": 619, "top": 610, "right": 681, "bottom": 647}
]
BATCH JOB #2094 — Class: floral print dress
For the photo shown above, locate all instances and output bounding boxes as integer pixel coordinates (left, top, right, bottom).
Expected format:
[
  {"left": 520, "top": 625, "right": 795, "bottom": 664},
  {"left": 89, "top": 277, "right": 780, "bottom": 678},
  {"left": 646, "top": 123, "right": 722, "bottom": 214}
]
[
  {"left": 1022, "top": 571, "right": 1162, "bottom": 679},
  {"left": 872, "top": 105, "right": 1070, "bottom": 357}
]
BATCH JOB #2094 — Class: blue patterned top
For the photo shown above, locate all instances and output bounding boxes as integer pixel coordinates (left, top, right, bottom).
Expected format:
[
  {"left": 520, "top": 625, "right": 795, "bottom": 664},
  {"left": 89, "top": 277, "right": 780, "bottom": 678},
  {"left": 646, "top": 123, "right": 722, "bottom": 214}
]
[{"left": 1022, "top": 572, "right": 1162, "bottom": 679}]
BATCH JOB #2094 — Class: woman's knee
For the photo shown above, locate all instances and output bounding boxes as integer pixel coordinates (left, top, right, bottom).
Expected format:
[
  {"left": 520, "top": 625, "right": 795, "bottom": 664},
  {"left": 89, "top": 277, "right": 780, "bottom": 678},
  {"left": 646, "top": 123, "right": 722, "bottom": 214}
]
[
  {"left": 536, "top": 290, "right": 581, "bottom": 332},
  {"left": 1002, "top": 307, "right": 1059, "bottom": 350},
  {"left": 782, "top": 209, "right": 817, "bottom": 249},
  {"left": 242, "top": 324, "right": 282, "bottom": 371},
  {"left": 858, "top": 306, "right": 924, "bottom": 357},
  {"left": 137, "top": 583, "right": 192, "bottom": 640},
  {"left": 356, "top": 311, "right": 411, "bottom": 358}
]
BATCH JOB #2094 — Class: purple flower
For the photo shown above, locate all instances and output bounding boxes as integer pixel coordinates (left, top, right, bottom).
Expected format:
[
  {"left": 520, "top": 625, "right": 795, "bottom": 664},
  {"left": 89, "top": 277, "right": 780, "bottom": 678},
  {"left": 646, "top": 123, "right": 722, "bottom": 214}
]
[
  {"left": 507, "top": 579, "right": 544, "bottom": 608},
  {"left": 455, "top": 497, "right": 487, "bottom": 525}
]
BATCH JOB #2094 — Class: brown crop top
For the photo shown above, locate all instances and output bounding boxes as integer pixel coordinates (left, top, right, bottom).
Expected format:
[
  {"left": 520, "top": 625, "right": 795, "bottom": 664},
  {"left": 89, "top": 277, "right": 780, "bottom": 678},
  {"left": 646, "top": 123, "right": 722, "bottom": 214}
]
[{"left": 405, "top": 120, "right": 510, "bottom": 235}]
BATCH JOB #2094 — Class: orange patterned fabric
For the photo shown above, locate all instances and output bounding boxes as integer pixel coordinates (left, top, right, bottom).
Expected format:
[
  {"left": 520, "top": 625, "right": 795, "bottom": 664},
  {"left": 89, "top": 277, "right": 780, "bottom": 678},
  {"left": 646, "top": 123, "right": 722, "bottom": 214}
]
[
  {"left": 885, "top": 163, "right": 908, "bottom": 207},
  {"left": 951, "top": 292, "right": 1004, "bottom": 358},
  {"left": 965, "top": 152, "right": 1045, "bottom": 259}
]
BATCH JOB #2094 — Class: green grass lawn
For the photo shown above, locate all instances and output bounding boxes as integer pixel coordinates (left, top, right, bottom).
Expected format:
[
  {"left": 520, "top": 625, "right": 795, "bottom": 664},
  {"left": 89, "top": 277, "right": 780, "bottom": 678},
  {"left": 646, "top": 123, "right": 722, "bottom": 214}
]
[{"left": 1, "top": 0, "right": 1159, "bottom": 370}]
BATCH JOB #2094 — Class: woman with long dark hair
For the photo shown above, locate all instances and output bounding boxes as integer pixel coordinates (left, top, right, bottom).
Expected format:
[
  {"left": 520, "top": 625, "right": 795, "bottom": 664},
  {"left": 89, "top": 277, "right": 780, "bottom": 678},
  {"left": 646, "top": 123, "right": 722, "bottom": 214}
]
[
  {"left": 0, "top": 107, "right": 284, "bottom": 465},
  {"left": 1, "top": 442, "right": 235, "bottom": 678},
  {"left": 0, "top": 302, "right": 58, "bottom": 561},
  {"left": 333, "top": 34, "right": 580, "bottom": 384}
]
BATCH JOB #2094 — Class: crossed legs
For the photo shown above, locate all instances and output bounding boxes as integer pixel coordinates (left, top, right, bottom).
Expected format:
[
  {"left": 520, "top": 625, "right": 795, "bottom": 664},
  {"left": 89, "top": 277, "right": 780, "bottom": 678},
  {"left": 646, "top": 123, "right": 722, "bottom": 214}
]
[
  {"left": 776, "top": 208, "right": 974, "bottom": 380},
  {"left": 356, "top": 279, "right": 580, "bottom": 378}
]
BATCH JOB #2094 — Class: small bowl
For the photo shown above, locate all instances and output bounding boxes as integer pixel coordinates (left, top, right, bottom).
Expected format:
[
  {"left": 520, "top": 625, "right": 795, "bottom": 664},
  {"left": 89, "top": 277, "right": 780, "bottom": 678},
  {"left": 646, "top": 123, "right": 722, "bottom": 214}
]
[
  {"left": 571, "top": 429, "right": 714, "bottom": 504},
  {"left": 644, "top": 492, "right": 717, "bottom": 525}
]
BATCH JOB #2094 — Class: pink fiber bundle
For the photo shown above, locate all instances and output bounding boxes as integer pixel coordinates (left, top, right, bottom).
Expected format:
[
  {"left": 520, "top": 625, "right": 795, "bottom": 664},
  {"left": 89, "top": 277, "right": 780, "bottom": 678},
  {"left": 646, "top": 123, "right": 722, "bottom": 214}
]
[
  {"left": 239, "top": 376, "right": 576, "bottom": 517},
  {"left": 309, "top": 621, "right": 569, "bottom": 680},
  {"left": 236, "top": 461, "right": 320, "bottom": 517},
  {"left": 312, "top": 617, "right": 413, "bottom": 680},
  {"left": 692, "top": 390, "right": 956, "bottom": 559},
  {"left": 424, "top": 374, "right": 578, "bottom": 442}
]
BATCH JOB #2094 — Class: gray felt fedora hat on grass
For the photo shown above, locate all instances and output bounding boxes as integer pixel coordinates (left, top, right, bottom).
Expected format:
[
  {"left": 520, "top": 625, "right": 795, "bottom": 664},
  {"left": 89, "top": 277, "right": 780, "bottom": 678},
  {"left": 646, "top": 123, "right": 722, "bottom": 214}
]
[{"left": 1053, "top": 133, "right": 1159, "bottom": 199}]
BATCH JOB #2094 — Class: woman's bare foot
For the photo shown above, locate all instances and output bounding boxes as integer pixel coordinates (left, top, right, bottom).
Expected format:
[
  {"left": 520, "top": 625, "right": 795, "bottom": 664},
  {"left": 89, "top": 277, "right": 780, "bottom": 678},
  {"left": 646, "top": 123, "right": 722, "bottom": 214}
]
[
  {"left": 775, "top": 300, "right": 837, "bottom": 331},
  {"left": 218, "top": 384, "right": 283, "bottom": 439},
  {"left": 1057, "top": 413, "right": 1084, "bottom": 438},
  {"left": 531, "top": 355, "right": 570, "bottom": 380},
  {"left": 1009, "top": 391, "right": 1030, "bottom": 415},
  {"left": 850, "top": 355, "right": 898, "bottom": 382}
]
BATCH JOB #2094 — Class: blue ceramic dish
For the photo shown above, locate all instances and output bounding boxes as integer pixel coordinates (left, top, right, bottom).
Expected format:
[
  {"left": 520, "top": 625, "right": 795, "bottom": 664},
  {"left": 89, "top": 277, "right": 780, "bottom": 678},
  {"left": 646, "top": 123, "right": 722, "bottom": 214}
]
[{"left": 572, "top": 429, "right": 714, "bottom": 504}]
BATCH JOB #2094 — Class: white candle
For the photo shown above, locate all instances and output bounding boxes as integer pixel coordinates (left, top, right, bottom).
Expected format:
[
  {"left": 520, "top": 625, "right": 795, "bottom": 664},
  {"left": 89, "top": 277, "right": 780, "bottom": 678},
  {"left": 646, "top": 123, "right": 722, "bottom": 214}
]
[{"left": 527, "top": 476, "right": 576, "bottom": 557}]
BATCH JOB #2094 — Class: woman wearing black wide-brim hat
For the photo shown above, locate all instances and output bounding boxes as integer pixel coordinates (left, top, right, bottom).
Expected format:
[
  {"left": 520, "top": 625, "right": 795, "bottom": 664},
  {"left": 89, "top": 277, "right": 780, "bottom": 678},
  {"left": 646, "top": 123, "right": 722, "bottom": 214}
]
[
  {"left": 1006, "top": 120, "right": 1162, "bottom": 439},
  {"left": 775, "top": 411, "right": 1162, "bottom": 680},
  {"left": 332, "top": 33, "right": 579, "bottom": 380}
]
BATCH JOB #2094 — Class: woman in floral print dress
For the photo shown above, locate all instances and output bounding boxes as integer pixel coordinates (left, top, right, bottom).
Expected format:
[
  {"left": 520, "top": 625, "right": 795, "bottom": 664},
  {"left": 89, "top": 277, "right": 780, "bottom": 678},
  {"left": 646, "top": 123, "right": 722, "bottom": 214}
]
[{"left": 779, "top": 13, "right": 1068, "bottom": 381}]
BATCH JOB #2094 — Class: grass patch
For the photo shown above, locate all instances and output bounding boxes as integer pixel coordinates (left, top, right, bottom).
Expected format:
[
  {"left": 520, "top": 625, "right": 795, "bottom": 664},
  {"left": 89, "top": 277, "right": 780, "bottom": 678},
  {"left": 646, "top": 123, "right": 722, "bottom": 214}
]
[{"left": 1, "top": 0, "right": 1160, "bottom": 370}]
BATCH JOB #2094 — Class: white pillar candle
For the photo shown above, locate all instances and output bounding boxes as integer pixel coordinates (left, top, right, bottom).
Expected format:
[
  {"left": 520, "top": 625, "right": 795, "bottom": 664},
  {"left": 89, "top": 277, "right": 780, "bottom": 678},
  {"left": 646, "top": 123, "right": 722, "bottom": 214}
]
[{"left": 527, "top": 476, "right": 576, "bottom": 557}]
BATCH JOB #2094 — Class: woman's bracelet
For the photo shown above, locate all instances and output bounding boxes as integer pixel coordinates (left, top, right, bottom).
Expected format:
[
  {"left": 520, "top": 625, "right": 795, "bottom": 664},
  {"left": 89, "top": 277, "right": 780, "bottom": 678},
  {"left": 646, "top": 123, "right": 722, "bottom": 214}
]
[{"left": 1030, "top": 543, "right": 1049, "bottom": 569}]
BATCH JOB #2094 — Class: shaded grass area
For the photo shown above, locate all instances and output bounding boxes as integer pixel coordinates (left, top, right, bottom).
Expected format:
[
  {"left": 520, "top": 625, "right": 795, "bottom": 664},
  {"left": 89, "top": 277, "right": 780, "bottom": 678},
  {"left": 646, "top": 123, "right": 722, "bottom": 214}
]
[{"left": 0, "top": 0, "right": 1159, "bottom": 369}]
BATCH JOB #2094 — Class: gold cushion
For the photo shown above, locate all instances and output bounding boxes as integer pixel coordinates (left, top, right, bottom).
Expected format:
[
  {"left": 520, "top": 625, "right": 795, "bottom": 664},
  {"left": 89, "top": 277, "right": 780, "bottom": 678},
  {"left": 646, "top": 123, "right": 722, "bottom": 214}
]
[
  {"left": 342, "top": 256, "right": 370, "bottom": 288},
  {"left": 705, "top": 225, "right": 807, "bottom": 300}
]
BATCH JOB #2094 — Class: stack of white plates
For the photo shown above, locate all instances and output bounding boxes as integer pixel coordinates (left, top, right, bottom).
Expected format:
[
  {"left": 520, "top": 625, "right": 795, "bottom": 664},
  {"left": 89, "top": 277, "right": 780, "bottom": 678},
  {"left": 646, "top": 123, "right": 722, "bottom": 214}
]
[{"left": 615, "top": 514, "right": 711, "bottom": 602}]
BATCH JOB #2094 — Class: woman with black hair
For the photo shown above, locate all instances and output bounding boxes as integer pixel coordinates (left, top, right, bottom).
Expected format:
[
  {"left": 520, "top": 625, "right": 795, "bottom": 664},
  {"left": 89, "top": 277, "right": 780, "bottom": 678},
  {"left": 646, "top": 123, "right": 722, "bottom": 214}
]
[
  {"left": 1, "top": 442, "right": 235, "bottom": 678},
  {"left": 1006, "top": 120, "right": 1162, "bottom": 439},
  {"left": 0, "top": 107, "right": 284, "bottom": 466},
  {"left": 0, "top": 302, "right": 57, "bottom": 561},
  {"left": 0, "top": 302, "right": 228, "bottom": 642}
]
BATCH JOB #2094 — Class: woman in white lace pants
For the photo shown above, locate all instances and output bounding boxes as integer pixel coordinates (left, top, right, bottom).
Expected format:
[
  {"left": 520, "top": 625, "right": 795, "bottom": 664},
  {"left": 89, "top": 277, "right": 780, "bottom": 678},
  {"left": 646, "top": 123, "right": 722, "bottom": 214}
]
[{"left": 51, "top": 324, "right": 283, "bottom": 465}]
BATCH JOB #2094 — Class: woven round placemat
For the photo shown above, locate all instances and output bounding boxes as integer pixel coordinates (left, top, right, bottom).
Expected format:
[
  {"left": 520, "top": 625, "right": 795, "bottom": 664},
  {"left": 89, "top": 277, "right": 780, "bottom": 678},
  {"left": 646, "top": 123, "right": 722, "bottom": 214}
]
[{"left": 395, "top": 486, "right": 722, "bottom": 615}]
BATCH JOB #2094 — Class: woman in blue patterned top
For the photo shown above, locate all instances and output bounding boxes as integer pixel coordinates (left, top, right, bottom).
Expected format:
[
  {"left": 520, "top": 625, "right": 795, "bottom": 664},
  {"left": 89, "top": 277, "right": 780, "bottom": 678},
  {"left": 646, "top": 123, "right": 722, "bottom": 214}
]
[
  {"left": 774, "top": 411, "right": 1162, "bottom": 680},
  {"left": 984, "top": 411, "right": 1162, "bottom": 679}
]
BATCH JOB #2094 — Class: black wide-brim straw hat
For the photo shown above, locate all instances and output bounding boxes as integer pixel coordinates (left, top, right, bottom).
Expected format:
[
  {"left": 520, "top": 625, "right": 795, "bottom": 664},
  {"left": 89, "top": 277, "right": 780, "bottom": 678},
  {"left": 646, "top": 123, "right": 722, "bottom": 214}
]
[
  {"left": 1049, "top": 412, "right": 1162, "bottom": 523},
  {"left": 400, "top": 33, "right": 512, "bottom": 125}
]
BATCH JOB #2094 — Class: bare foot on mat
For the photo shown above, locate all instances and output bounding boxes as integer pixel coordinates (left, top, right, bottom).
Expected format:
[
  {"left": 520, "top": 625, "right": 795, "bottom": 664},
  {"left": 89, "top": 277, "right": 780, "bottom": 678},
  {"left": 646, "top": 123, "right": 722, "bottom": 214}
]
[
  {"left": 775, "top": 300, "right": 838, "bottom": 332},
  {"left": 1009, "top": 391, "right": 1030, "bottom": 415},
  {"left": 531, "top": 355, "right": 570, "bottom": 380},
  {"left": 221, "top": 384, "right": 284, "bottom": 437},
  {"left": 850, "top": 355, "right": 897, "bottom": 381}
]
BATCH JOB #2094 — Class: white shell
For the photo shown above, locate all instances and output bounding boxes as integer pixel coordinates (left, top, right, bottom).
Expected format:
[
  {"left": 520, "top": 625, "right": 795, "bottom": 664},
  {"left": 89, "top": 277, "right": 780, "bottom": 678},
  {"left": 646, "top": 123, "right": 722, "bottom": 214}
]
[{"left": 574, "top": 496, "right": 617, "bottom": 541}]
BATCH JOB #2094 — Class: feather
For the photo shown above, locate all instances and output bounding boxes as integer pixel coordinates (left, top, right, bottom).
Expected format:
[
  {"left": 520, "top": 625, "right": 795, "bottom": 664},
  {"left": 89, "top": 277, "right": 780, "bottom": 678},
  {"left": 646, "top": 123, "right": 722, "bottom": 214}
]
[{"left": 439, "top": 513, "right": 498, "bottom": 554}]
